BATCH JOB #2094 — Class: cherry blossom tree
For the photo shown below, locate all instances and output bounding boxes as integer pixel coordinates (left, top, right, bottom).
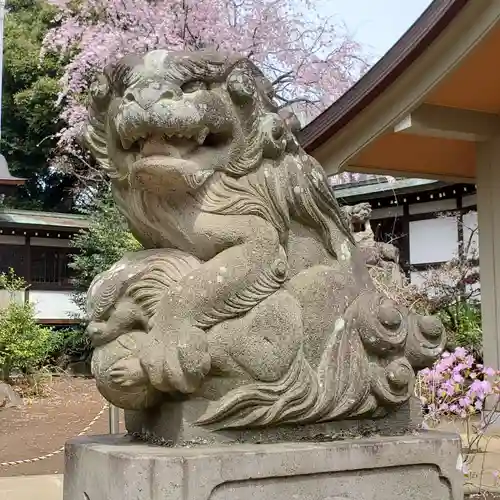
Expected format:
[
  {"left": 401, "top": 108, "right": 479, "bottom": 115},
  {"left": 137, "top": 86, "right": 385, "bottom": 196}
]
[{"left": 42, "top": 0, "right": 368, "bottom": 182}]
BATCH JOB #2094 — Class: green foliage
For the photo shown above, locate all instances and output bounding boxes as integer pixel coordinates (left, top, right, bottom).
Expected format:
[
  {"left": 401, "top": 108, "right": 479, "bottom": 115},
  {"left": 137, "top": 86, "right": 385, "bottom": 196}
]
[
  {"left": 439, "top": 301, "right": 482, "bottom": 358},
  {"left": 70, "top": 189, "right": 142, "bottom": 310},
  {"left": 45, "top": 326, "right": 92, "bottom": 366},
  {"left": 0, "top": 268, "right": 27, "bottom": 291},
  {"left": 0, "top": 269, "right": 53, "bottom": 379},
  {"left": 1, "top": 0, "right": 77, "bottom": 211},
  {"left": 0, "top": 300, "right": 53, "bottom": 380}
]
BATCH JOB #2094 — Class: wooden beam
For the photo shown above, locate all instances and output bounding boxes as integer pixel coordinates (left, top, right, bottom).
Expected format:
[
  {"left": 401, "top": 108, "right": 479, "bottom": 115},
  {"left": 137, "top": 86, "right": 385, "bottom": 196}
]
[
  {"left": 394, "top": 104, "right": 500, "bottom": 142},
  {"left": 345, "top": 163, "right": 475, "bottom": 184},
  {"left": 37, "top": 318, "right": 81, "bottom": 325}
]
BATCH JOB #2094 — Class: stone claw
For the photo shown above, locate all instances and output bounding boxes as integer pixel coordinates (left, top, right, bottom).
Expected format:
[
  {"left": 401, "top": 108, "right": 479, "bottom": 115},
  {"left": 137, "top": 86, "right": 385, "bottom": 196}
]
[{"left": 109, "top": 358, "right": 148, "bottom": 387}]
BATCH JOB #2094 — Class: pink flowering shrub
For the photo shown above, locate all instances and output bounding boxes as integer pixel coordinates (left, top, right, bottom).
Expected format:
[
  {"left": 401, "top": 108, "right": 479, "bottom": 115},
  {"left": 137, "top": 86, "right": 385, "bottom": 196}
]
[
  {"left": 417, "top": 348, "right": 500, "bottom": 486},
  {"left": 418, "top": 347, "right": 499, "bottom": 423}
]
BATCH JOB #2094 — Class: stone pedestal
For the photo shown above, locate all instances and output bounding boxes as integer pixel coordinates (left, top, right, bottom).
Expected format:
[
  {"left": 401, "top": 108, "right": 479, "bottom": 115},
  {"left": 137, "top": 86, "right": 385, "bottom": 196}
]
[{"left": 63, "top": 432, "right": 463, "bottom": 500}]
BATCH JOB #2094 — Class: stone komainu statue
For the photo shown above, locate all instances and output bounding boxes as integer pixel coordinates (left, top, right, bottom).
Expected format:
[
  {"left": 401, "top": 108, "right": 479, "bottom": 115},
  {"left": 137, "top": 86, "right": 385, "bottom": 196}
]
[
  {"left": 342, "top": 202, "right": 405, "bottom": 287},
  {"left": 83, "top": 50, "right": 445, "bottom": 436}
]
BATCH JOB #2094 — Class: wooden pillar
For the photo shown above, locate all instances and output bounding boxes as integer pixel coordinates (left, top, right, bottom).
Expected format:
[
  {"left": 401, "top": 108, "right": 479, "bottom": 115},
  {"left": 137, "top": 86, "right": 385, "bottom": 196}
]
[
  {"left": 24, "top": 234, "right": 30, "bottom": 304},
  {"left": 476, "top": 136, "right": 500, "bottom": 371}
]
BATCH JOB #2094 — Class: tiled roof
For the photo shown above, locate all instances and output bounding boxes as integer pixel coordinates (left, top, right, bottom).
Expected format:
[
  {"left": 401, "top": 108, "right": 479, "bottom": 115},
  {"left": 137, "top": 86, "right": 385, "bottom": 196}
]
[{"left": 0, "top": 209, "right": 89, "bottom": 230}]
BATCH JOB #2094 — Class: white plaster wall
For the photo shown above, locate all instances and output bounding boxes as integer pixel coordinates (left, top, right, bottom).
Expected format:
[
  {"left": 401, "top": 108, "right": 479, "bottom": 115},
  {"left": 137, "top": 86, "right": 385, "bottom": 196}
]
[
  {"left": 410, "top": 270, "right": 441, "bottom": 296},
  {"left": 409, "top": 216, "right": 459, "bottom": 264},
  {"left": 29, "top": 290, "right": 81, "bottom": 320},
  {"left": 410, "top": 270, "right": 429, "bottom": 288},
  {"left": 463, "top": 210, "right": 479, "bottom": 259},
  {"left": 0, "top": 290, "right": 24, "bottom": 310}
]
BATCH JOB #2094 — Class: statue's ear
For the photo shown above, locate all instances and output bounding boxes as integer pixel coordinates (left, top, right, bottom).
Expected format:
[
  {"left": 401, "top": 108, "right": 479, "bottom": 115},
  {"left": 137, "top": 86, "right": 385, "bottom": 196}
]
[
  {"left": 81, "top": 73, "right": 115, "bottom": 177},
  {"left": 89, "top": 73, "right": 111, "bottom": 105}
]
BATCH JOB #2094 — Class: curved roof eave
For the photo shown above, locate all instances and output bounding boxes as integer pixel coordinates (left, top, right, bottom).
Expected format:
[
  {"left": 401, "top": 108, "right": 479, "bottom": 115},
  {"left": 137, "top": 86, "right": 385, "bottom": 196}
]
[{"left": 298, "top": 0, "right": 469, "bottom": 152}]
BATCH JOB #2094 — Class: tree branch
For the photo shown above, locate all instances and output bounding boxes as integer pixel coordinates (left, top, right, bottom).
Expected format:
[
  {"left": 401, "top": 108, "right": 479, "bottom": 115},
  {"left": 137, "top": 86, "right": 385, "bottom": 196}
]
[
  {"left": 272, "top": 70, "right": 294, "bottom": 86},
  {"left": 274, "top": 94, "right": 320, "bottom": 110}
]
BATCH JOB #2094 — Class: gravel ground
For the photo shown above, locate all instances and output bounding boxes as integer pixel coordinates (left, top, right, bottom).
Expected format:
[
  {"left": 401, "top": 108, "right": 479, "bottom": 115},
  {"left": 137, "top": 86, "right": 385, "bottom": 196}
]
[{"left": 0, "top": 376, "right": 117, "bottom": 477}]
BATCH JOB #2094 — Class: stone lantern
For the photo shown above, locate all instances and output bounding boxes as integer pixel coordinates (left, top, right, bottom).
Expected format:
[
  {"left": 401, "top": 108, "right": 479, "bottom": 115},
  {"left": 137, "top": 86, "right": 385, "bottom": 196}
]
[{"left": 0, "top": 153, "right": 25, "bottom": 204}]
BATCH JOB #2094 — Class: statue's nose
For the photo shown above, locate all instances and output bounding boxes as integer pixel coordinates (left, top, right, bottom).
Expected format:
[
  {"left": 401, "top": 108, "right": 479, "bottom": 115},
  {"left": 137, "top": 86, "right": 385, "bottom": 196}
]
[{"left": 124, "top": 83, "right": 182, "bottom": 109}]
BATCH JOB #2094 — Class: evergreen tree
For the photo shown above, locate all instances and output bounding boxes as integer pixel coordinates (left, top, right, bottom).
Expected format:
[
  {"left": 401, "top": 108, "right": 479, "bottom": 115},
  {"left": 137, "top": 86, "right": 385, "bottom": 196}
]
[{"left": 1, "top": 0, "right": 77, "bottom": 211}]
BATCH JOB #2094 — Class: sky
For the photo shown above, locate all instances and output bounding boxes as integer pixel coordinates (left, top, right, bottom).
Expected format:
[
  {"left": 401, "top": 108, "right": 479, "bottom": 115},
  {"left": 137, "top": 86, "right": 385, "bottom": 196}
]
[{"left": 330, "top": 0, "right": 434, "bottom": 59}]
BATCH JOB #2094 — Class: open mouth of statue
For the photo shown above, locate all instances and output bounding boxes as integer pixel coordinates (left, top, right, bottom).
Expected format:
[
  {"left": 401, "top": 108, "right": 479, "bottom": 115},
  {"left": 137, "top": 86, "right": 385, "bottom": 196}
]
[
  {"left": 124, "top": 128, "right": 230, "bottom": 191},
  {"left": 123, "top": 127, "right": 230, "bottom": 167}
]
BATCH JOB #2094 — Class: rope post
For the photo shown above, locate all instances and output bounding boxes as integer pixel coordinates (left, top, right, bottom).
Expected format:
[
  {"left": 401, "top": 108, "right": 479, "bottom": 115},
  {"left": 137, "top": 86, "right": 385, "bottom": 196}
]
[{"left": 108, "top": 404, "right": 121, "bottom": 434}]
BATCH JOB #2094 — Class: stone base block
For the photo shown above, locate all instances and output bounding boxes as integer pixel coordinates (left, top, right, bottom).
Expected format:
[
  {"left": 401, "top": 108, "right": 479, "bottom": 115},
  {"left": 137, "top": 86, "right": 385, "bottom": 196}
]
[{"left": 64, "top": 432, "right": 463, "bottom": 500}]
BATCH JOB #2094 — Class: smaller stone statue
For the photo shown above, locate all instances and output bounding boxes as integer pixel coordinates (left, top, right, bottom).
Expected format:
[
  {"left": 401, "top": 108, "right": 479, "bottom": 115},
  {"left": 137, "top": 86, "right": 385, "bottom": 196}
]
[{"left": 342, "top": 202, "right": 404, "bottom": 287}]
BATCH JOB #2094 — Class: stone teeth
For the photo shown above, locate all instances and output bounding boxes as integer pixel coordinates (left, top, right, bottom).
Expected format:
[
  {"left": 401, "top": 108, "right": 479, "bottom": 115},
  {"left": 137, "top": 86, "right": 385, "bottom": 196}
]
[
  {"left": 158, "top": 131, "right": 202, "bottom": 142},
  {"left": 196, "top": 127, "right": 209, "bottom": 145}
]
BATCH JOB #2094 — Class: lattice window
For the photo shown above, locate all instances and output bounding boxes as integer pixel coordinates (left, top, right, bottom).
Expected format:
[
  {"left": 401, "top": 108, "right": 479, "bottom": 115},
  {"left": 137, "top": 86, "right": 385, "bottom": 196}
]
[
  {"left": 30, "top": 247, "right": 73, "bottom": 286},
  {"left": 0, "top": 245, "right": 27, "bottom": 277}
]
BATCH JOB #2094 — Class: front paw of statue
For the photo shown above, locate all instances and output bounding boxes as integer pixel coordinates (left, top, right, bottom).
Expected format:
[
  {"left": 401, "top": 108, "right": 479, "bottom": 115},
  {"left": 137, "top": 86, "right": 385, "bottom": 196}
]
[
  {"left": 92, "top": 351, "right": 164, "bottom": 411},
  {"left": 405, "top": 314, "right": 446, "bottom": 369},
  {"left": 144, "top": 322, "right": 211, "bottom": 395},
  {"left": 109, "top": 358, "right": 149, "bottom": 388}
]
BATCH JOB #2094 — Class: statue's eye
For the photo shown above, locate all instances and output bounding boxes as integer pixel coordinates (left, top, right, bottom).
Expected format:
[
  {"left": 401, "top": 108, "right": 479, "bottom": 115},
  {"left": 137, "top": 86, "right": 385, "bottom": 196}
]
[{"left": 181, "top": 80, "right": 208, "bottom": 93}]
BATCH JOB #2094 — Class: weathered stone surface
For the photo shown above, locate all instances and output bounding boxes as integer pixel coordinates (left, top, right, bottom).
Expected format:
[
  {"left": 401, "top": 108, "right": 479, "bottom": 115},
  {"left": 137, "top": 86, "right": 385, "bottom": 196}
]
[
  {"left": 0, "top": 381, "right": 23, "bottom": 409},
  {"left": 124, "top": 396, "right": 424, "bottom": 445},
  {"left": 81, "top": 50, "right": 447, "bottom": 438},
  {"left": 63, "top": 432, "right": 463, "bottom": 500}
]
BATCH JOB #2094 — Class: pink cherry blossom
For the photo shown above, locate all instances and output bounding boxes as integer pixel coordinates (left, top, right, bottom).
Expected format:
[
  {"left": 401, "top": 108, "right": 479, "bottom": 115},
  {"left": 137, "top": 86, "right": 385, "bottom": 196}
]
[{"left": 42, "top": 0, "right": 369, "bottom": 186}]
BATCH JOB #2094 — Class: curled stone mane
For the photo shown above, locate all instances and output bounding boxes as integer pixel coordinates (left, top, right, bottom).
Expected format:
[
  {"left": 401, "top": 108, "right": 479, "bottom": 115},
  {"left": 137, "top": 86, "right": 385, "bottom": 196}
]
[
  {"left": 87, "top": 249, "right": 201, "bottom": 322},
  {"left": 195, "top": 155, "right": 354, "bottom": 256}
]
